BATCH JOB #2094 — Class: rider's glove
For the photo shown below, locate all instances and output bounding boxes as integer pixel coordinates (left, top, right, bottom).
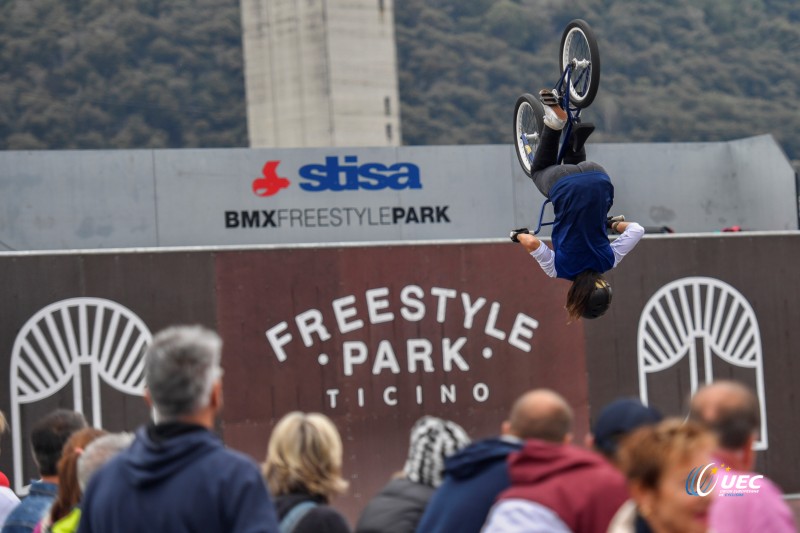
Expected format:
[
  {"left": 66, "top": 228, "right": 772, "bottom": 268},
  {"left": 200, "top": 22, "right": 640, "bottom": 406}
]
[
  {"left": 606, "top": 215, "right": 625, "bottom": 233},
  {"left": 510, "top": 228, "right": 530, "bottom": 243}
]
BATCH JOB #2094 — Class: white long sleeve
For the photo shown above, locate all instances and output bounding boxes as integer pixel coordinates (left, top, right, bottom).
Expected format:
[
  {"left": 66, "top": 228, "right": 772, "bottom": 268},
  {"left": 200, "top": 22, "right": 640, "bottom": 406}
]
[
  {"left": 611, "top": 222, "right": 645, "bottom": 267},
  {"left": 529, "top": 241, "right": 557, "bottom": 278},
  {"left": 529, "top": 222, "right": 644, "bottom": 277}
]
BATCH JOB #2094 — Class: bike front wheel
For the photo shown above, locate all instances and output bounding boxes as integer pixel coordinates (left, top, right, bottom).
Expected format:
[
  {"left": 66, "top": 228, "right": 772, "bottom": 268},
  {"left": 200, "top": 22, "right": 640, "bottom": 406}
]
[
  {"left": 559, "top": 19, "right": 600, "bottom": 108},
  {"left": 513, "top": 94, "right": 545, "bottom": 176}
]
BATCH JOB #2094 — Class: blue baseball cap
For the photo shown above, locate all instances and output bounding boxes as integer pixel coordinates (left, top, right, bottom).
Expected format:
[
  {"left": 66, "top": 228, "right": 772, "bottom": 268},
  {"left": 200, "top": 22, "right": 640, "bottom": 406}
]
[{"left": 593, "top": 398, "right": 662, "bottom": 456}]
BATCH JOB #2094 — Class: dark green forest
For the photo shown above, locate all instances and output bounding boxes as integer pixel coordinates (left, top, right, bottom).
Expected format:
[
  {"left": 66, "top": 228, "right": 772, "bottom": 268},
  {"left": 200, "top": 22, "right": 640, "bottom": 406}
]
[
  {"left": 2, "top": 0, "right": 799, "bottom": 164},
  {"left": 0, "top": 0, "right": 245, "bottom": 149}
]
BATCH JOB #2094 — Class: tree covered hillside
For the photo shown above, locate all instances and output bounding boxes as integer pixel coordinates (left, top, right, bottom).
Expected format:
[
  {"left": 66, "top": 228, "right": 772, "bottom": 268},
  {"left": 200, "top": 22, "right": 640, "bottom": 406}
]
[
  {"left": 0, "top": 0, "right": 245, "bottom": 149},
  {"left": 396, "top": 0, "right": 800, "bottom": 163},
  {"left": 1, "top": 0, "right": 799, "bottom": 164}
]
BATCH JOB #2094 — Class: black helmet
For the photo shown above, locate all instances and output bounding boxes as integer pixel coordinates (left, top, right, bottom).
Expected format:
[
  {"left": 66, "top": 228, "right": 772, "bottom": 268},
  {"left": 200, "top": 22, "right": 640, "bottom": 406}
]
[{"left": 582, "top": 279, "right": 613, "bottom": 319}]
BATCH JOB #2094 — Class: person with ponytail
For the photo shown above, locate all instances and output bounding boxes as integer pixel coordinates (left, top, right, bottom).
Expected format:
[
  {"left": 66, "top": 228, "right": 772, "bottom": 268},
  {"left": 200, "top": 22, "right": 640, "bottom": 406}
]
[
  {"left": 512, "top": 89, "right": 644, "bottom": 320},
  {"left": 35, "top": 428, "right": 106, "bottom": 533}
]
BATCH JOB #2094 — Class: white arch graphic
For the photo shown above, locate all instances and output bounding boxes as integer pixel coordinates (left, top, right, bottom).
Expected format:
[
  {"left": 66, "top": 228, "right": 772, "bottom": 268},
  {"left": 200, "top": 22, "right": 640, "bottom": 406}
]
[
  {"left": 637, "top": 277, "right": 767, "bottom": 450},
  {"left": 10, "top": 297, "right": 151, "bottom": 492}
]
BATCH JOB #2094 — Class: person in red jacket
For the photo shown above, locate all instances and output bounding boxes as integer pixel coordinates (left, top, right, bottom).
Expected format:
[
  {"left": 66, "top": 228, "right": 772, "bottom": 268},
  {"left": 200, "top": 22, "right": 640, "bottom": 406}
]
[{"left": 483, "top": 389, "right": 628, "bottom": 533}]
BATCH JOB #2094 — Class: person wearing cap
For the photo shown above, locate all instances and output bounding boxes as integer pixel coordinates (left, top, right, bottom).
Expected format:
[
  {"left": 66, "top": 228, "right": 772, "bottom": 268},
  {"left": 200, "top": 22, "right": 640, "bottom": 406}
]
[
  {"left": 588, "top": 397, "right": 663, "bottom": 463},
  {"left": 355, "top": 416, "right": 470, "bottom": 533},
  {"left": 512, "top": 89, "right": 644, "bottom": 321},
  {"left": 483, "top": 390, "right": 628, "bottom": 533},
  {"left": 591, "top": 398, "right": 664, "bottom": 533}
]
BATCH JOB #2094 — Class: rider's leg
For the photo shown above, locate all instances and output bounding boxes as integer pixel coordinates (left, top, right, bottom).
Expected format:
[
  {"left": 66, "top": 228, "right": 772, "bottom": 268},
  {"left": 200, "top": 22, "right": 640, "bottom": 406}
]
[
  {"left": 562, "top": 143, "right": 586, "bottom": 165},
  {"left": 571, "top": 123, "right": 595, "bottom": 153},
  {"left": 529, "top": 126, "right": 577, "bottom": 198},
  {"left": 563, "top": 123, "right": 594, "bottom": 164},
  {"left": 529, "top": 89, "right": 583, "bottom": 198},
  {"left": 531, "top": 125, "right": 561, "bottom": 172}
]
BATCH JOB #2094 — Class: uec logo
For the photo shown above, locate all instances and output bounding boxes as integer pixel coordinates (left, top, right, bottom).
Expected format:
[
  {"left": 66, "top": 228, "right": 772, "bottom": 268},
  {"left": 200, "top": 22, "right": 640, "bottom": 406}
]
[
  {"left": 686, "top": 463, "right": 764, "bottom": 496},
  {"left": 685, "top": 463, "right": 718, "bottom": 496}
]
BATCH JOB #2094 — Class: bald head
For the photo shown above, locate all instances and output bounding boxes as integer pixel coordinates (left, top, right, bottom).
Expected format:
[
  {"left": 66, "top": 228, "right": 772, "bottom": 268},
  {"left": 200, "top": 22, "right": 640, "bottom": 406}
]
[
  {"left": 506, "top": 389, "right": 573, "bottom": 443},
  {"left": 690, "top": 380, "right": 759, "bottom": 450}
]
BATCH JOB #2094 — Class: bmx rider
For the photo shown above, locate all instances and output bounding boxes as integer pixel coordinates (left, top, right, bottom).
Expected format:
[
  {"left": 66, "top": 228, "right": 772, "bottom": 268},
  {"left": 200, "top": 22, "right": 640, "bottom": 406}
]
[{"left": 512, "top": 90, "right": 644, "bottom": 320}]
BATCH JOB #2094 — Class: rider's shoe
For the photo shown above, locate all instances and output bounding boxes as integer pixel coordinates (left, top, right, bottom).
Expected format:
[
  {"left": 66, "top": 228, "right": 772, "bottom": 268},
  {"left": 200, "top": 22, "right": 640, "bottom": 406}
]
[
  {"left": 539, "top": 89, "right": 566, "bottom": 130},
  {"left": 571, "top": 122, "right": 595, "bottom": 153}
]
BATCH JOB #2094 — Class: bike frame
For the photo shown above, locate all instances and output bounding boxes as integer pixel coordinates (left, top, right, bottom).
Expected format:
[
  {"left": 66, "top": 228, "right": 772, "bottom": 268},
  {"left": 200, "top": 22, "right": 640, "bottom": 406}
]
[
  {"left": 554, "top": 60, "right": 591, "bottom": 163},
  {"left": 528, "top": 60, "right": 593, "bottom": 234}
]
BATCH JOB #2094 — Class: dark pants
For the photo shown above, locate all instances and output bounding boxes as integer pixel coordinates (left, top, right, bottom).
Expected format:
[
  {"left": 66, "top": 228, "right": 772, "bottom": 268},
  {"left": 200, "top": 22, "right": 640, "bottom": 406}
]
[{"left": 530, "top": 125, "right": 605, "bottom": 198}]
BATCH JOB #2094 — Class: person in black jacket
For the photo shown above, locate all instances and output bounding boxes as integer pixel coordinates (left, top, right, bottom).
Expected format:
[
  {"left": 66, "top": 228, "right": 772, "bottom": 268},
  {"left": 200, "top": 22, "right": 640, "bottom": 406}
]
[
  {"left": 355, "top": 416, "right": 470, "bottom": 533},
  {"left": 262, "top": 412, "right": 351, "bottom": 533},
  {"left": 416, "top": 389, "right": 573, "bottom": 533}
]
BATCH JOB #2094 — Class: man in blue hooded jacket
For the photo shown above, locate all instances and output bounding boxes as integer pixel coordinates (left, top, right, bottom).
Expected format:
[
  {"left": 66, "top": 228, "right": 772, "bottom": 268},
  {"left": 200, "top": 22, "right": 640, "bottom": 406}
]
[
  {"left": 415, "top": 389, "right": 573, "bottom": 533},
  {"left": 78, "top": 325, "right": 279, "bottom": 533}
]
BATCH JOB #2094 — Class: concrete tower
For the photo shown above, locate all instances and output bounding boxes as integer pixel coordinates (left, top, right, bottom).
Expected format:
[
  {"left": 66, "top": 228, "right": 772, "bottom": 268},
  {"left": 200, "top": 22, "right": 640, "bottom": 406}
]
[{"left": 240, "top": 0, "right": 402, "bottom": 148}]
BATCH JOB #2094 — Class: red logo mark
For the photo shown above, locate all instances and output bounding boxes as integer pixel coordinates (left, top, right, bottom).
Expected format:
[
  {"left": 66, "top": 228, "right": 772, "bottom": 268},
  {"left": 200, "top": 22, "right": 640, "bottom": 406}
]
[{"left": 252, "top": 161, "right": 290, "bottom": 197}]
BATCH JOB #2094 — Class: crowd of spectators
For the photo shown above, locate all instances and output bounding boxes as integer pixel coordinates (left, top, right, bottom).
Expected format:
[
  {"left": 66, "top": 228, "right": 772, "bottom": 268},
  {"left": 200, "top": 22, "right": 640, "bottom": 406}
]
[{"left": 0, "top": 325, "right": 795, "bottom": 533}]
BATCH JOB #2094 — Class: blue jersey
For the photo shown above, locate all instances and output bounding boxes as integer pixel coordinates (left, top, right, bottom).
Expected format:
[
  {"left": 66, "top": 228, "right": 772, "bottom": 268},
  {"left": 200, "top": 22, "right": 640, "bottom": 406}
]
[{"left": 549, "top": 170, "right": 614, "bottom": 280}]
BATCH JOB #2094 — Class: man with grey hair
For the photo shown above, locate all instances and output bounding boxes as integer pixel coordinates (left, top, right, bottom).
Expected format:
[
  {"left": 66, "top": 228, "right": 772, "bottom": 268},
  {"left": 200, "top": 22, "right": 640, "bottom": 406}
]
[
  {"left": 78, "top": 325, "right": 280, "bottom": 533},
  {"left": 76, "top": 433, "right": 134, "bottom": 493}
]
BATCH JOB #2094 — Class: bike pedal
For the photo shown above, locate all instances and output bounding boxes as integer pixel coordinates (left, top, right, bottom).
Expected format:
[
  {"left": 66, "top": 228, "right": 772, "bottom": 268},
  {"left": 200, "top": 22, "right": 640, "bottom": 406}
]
[{"left": 538, "top": 89, "right": 560, "bottom": 106}]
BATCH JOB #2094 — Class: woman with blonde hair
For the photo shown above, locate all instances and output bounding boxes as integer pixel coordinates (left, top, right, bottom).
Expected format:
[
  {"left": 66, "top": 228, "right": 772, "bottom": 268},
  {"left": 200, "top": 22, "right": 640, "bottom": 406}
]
[
  {"left": 263, "top": 411, "right": 350, "bottom": 533},
  {"left": 609, "top": 418, "right": 716, "bottom": 533}
]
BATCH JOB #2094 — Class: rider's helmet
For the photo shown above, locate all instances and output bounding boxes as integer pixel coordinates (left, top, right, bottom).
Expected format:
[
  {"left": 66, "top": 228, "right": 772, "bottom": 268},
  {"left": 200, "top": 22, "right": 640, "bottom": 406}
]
[{"left": 582, "top": 279, "right": 613, "bottom": 319}]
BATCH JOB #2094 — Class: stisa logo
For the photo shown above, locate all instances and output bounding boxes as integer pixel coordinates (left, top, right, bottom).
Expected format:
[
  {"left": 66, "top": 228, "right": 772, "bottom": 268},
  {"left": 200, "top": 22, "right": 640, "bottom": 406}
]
[
  {"left": 251, "top": 156, "right": 422, "bottom": 197},
  {"left": 686, "top": 463, "right": 763, "bottom": 497},
  {"left": 298, "top": 155, "right": 421, "bottom": 192}
]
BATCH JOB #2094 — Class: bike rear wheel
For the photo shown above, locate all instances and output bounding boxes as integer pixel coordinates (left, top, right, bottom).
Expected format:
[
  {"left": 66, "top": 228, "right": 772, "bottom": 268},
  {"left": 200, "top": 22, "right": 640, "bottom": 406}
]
[
  {"left": 559, "top": 19, "right": 600, "bottom": 108},
  {"left": 513, "top": 94, "right": 544, "bottom": 176}
]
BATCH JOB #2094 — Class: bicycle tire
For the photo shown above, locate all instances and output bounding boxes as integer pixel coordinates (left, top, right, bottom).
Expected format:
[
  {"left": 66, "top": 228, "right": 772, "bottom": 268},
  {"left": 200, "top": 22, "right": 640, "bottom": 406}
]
[
  {"left": 559, "top": 19, "right": 600, "bottom": 108},
  {"left": 513, "top": 94, "right": 545, "bottom": 176}
]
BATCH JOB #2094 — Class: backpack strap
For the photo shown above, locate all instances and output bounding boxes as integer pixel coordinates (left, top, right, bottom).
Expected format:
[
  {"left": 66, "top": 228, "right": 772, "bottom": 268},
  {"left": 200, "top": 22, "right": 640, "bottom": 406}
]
[{"left": 279, "top": 501, "right": 318, "bottom": 533}]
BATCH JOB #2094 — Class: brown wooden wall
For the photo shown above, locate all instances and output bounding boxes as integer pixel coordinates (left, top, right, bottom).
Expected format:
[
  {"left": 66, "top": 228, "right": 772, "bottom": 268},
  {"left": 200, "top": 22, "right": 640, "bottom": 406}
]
[{"left": 0, "top": 234, "right": 797, "bottom": 522}]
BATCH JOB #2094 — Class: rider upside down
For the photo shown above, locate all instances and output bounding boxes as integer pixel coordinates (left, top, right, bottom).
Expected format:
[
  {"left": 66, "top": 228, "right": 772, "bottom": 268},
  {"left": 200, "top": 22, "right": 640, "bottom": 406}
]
[{"left": 511, "top": 90, "right": 644, "bottom": 320}]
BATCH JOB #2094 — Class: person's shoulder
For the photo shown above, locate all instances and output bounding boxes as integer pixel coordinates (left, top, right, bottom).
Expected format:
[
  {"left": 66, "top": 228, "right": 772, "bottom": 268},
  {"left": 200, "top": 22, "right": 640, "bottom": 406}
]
[
  {"left": 385, "top": 477, "right": 434, "bottom": 497},
  {"left": 485, "top": 499, "right": 572, "bottom": 533},
  {"left": 711, "top": 474, "right": 797, "bottom": 532},
  {"left": 28, "top": 480, "right": 58, "bottom": 497},
  {"left": 755, "top": 474, "right": 788, "bottom": 495},
  {"left": 715, "top": 473, "right": 789, "bottom": 507},
  {"left": 299, "top": 504, "right": 351, "bottom": 533},
  {"left": 212, "top": 445, "right": 262, "bottom": 474},
  {"left": 200, "top": 446, "right": 267, "bottom": 496}
]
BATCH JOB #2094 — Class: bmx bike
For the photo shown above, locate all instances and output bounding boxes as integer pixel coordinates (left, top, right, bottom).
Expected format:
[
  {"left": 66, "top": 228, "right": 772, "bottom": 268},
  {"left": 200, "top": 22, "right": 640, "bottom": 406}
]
[{"left": 513, "top": 19, "right": 601, "bottom": 234}]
